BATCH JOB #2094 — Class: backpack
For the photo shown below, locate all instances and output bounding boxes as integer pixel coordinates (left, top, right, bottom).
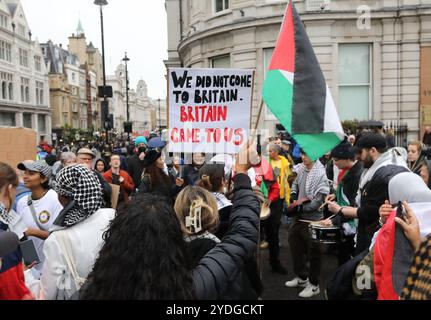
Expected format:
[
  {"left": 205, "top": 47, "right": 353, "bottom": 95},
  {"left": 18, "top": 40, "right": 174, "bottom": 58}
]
[{"left": 326, "top": 249, "right": 369, "bottom": 300}]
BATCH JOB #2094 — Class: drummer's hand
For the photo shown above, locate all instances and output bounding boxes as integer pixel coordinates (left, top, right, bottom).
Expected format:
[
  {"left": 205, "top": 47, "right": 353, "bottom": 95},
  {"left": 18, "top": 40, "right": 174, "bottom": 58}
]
[
  {"left": 379, "top": 200, "right": 393, "bottom": 225},
  {"left": 325, "top": 194, "right": 336, "bottom": 203},
  {"left": 320, "top": 219, "right": 333, "bottom": 227},
  {"left": 327, "top": 201, "right": 341, "bottom": 214}
]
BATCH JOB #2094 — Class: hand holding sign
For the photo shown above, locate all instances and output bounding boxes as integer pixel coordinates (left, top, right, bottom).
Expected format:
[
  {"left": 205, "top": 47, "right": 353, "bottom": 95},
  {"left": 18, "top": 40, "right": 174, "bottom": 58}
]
[
  {"left": 235, "top": 141, "right": 261, "bottom": 174},
  {"left": 168, "top": 68, "right": 254, "bottom": 154}
]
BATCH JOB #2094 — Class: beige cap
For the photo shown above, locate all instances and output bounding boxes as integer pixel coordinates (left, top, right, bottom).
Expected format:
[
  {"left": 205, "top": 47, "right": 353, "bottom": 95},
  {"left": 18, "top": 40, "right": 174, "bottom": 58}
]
[{"left": 77, "top": 148, "right": 95, "bottom": 158}]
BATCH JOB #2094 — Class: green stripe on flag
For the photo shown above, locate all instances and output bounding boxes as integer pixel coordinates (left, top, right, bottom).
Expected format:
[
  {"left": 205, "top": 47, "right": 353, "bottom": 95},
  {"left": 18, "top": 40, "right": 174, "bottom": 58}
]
[
  {"left": 262, "top": 69, "right": 294, "bottom": 132},
  {"left": 293, "top": 132, "right": 342, "bottom": 161}
]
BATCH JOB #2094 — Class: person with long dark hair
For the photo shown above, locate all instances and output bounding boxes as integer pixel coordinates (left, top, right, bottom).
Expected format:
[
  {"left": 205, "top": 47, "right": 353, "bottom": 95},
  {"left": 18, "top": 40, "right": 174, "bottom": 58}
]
[
  {"left": 138, "top": 148, "right": 184, "bottom": 199},
  {"left": 78, "top": 142, "right": 261, "bottom": 300},
  {"left": 94, "top": 159, "right": 107, "bottom": 174}
]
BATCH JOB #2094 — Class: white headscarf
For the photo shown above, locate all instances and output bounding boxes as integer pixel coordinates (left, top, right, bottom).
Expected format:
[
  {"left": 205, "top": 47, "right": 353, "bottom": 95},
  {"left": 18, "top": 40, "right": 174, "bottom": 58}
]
[{"left": 389, "top": 172, "right": 431, "bottom": 239}]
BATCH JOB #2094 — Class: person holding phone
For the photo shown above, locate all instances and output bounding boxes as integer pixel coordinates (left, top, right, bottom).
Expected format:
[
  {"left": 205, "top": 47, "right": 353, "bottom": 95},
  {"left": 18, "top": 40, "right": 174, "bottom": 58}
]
[
  {"left": 15, "top": 161, "right": 63, "bottom": 279},
  {"left": 0, "top": 162, "right": 33, "bottom": 300}
]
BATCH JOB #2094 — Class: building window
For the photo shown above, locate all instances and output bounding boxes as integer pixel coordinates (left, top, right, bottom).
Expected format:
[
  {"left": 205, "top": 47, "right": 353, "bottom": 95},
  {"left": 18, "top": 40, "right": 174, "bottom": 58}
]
[
  {"left": 8, "top": 82, "right": 13, "bottom": 100},
  {"left": 23, "top": 114, "right": 32, "bottom": 128},
  {"left": 214, "top": 0, "right": 229, "bottom": 13},
  {"left": 19, "top": 48, "right": 29, "bottom": 67},
  {"left": 0, "top": 14, "right": 8, "bottom": 28},
  {"left": 63, "top": 113, "right": 68, "bottom": 125},
  {"left": 0, "top": 41, "right": 12, "bottom": 62},
  {"left": 35, "top": 56, "right": 42, "bottom": 71},
  {"left": 338, "top": 43, "right": 372, "bottom": 121},
  {"left": 1, "top": 82, "right": 6, "bottom": 99},
  {"left": 38, "top": 115, "right": 46, "bottom": 132},
  {"left": 21, "top": 77, "right": 30, "bottom": 102},
  {"left": 72, "top": 116, "right": 79, "bottom": 129},
  {"left": 0, "top": 112, "right": 15, "bottom": 126},
  {"left": 211, "top": 55, "right": 231, "bottom": 68},
  {"left": 36, "top": 81, "right": 44, "bottom": 105},
  {"left": 1, "top": 72, "right": 12, "bottom": 100}
]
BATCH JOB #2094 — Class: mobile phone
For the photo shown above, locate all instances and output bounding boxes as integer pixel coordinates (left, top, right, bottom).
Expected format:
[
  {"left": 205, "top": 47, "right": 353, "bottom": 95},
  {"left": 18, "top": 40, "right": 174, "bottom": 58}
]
[
  {"left": 396, "top": 201, "right": 406, "bottom": 219},
  {"left": 19, "top": 239, "right": 41, "bottom": 266}
]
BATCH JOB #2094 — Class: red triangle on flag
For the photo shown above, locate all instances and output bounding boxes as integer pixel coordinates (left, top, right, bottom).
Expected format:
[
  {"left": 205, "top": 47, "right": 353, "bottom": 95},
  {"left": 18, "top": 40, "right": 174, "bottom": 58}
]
[{"left": 269, "top": 1, "right": 295, "bottom": 73}]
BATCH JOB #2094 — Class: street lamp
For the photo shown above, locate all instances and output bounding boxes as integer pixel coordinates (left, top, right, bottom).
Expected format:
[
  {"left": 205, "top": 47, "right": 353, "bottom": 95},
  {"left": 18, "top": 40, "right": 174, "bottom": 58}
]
[
  {"left": 122, "top": 52, "right": 130, "bottom": 139},
  {"left": 157, "top": 98, "right": 161, "bottom": 133},
  {"left": 94, "top": 0, "right": 109, "bottom": 144}
]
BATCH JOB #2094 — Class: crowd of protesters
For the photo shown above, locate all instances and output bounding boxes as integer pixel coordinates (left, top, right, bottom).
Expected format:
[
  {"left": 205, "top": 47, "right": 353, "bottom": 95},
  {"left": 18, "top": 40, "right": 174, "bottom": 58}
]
[{"left": 1, "top": 127, "right": 431, "bottom": 300}]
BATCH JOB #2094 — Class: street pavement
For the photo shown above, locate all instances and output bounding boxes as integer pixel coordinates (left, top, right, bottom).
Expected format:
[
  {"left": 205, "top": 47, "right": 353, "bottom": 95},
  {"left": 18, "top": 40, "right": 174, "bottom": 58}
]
[{"left": 259, "top": 222, "right": 339, "bottom": 300}]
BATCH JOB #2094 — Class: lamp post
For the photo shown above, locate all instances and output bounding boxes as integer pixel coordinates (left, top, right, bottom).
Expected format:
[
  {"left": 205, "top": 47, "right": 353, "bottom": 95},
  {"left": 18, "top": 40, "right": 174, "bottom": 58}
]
[
  {"left": 157, "top": 98, "right": 161, "bottom": 134},
  {"left": 122, "top": 52, "right": 130, "bottom": 140},
  {"left": 94, "top": 0, "right": 109, "bottom": 144}
]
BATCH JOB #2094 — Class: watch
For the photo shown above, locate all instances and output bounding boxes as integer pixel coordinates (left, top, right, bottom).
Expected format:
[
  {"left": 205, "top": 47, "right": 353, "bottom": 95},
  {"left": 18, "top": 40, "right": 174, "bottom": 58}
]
[{"left": 338, "top": 207, "right": 344, "bottom": 216}]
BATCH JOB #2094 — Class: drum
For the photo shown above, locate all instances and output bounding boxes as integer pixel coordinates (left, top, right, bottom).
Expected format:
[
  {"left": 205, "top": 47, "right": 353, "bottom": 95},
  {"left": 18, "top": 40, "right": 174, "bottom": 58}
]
[
  {"left": 309, "top": 224, "right": 342, "bottom": 244},
  {"left": 260, "top": 202, "right": 271, "bottom": 221}
]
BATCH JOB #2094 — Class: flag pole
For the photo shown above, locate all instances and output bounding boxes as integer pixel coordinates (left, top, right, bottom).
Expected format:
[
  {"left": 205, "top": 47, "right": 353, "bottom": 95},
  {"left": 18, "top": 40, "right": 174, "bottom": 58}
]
[{"left": 254, "top": 100, "right": 265, "bottom": 131}]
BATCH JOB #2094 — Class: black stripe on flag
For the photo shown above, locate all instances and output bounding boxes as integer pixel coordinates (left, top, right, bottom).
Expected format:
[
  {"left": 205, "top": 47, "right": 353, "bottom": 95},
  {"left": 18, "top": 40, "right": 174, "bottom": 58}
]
[{"left": 291, "top": 4, "right": 327, "bottom": 134}]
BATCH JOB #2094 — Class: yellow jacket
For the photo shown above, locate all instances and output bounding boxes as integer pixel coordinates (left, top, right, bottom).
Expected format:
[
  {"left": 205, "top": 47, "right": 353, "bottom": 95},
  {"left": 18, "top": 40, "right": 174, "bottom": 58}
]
[{"left": 270, "top": 155, "right": 291, "bottom": 205}]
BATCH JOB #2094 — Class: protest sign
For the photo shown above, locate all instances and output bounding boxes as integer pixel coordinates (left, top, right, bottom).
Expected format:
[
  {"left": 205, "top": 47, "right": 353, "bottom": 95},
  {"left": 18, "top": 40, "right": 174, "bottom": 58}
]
[
  {"left": 0, "top": 128, "right": 37, "bottom": 168},
  {"left": 168, "top": 68, "right": 254, "bottom": 154}
]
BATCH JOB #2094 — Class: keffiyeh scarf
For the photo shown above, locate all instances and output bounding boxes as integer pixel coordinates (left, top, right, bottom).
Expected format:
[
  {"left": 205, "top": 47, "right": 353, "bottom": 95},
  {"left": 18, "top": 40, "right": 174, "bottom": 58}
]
[
  {"left": 184, "top": 231, "right": 221, "bottom": 244},
  {"left": 295, "top": 160, "right": 329, "bottom": 199},
  {"left": 0, "top": 202, "right": 13, "bottom": 225},
  {"left": 212, "top": 192, "right": 232, "bottom": 211},
  {"left": 53, "top": 165, "right": 103, "bottom": 227}
]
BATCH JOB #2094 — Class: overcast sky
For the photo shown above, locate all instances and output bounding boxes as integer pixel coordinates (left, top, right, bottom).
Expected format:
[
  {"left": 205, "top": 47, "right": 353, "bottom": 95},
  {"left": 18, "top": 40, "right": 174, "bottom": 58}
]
[{"left": 21, "top": 0, "right": 168, "bottom": 99}]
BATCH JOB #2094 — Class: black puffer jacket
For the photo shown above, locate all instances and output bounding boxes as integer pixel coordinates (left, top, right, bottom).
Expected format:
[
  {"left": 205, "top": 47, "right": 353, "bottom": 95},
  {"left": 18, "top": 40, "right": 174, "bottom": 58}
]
[{"left": 192, "top": 173, "right": 260, "bottom": 300}]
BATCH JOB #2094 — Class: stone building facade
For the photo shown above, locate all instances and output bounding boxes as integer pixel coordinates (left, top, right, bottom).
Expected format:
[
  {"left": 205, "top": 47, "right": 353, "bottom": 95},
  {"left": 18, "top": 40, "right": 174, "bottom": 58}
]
[
  {"left": 165, "top": 0, "right": 431, "bottom": 141},
  {"left": 41, "top": 41, "right": 87, "bottom": 132},
  {"left": 0, "top": 0, "right": 51, "bottom": 143}
]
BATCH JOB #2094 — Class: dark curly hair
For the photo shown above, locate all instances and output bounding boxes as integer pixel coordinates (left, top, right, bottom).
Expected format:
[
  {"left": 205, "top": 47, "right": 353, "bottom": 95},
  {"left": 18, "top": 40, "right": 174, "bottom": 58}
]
[{"left": 81, "top": 193, "right": 195, "bottom": 300}]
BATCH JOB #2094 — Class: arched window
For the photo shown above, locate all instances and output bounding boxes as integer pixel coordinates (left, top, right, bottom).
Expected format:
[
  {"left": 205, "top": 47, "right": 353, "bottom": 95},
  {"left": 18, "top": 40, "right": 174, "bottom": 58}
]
[
  {"left": 8, "top": 83, "right": 13, "bottom": 100},
  {"left": 25, "top": 87, "right": 29, "bottom": 102},
  {"left": 1, "top": 81, "right": 6, "bottom": 99}
]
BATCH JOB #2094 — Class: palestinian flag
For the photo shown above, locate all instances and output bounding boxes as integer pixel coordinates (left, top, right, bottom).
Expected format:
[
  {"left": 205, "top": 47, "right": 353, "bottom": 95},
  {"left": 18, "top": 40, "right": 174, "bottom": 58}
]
[{"left": 263, "top": 0, "right": 344, "bottom": 161}]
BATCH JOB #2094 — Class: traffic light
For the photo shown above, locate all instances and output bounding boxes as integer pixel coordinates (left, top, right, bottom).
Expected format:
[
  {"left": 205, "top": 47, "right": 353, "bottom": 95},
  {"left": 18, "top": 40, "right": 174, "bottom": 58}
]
[
  {"left": 101, "top": 101, "right": 110, "bottom": 130},
  {"left": 108, "top": 114, "right": 114, "bottom": 130},
  {"left": 98, "top": 86, "right": 113, "bottom": 98}
]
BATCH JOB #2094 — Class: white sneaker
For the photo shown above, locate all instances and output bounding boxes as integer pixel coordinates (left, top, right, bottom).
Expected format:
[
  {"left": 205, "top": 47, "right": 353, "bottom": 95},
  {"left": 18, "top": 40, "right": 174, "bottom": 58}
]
[
  {"left": 299, "top": 284, "right": 320, "bottom": 298},
  {"left": 284, "top": 277, "right": 309, "bottom": 288}
]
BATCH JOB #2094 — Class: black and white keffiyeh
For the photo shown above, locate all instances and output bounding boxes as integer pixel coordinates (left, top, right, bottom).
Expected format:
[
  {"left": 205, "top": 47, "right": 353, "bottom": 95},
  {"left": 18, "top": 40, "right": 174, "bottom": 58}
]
[
  {"left": 53, "top": 165, "right": 103, "bottom": 227},
  {"left": 0, "top": 202, "right": 13, "bottom": 225},
  {"left": 295, "top": 160, "right": 329, "bottom": 199},
  {"left": 212, "top": 192, "right": 232, "bottom": 211}
]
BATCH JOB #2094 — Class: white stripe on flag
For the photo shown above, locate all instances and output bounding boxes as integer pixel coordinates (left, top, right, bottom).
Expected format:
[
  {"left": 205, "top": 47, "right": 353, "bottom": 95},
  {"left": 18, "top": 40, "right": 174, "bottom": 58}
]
[
  {"left": 280, "top": 70, "right": 294, "bottom": 85},
  {"left": 324, "top": 85, "right": 344, "bottom": 139}
]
